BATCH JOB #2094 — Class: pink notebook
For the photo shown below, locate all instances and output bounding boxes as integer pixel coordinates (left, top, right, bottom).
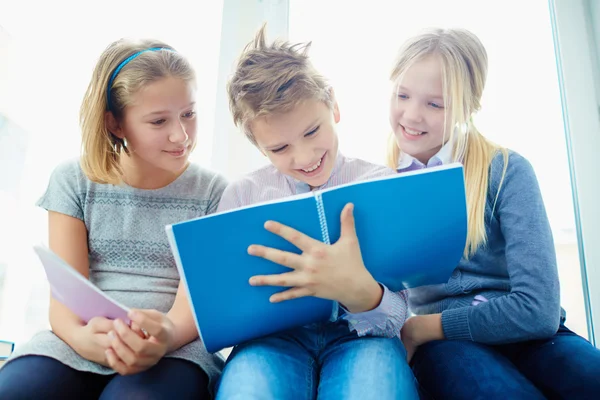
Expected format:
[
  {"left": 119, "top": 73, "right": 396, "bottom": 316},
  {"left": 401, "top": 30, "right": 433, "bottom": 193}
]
[{"left": 33, "top": 245, "right": 131, "bottom": 324}]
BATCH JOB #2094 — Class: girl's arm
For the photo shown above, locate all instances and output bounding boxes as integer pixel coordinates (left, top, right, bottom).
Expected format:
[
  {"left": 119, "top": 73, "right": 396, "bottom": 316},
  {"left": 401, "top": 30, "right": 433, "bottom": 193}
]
[
  {"left": 406, "top": 153, "right": 562, "bottom": 349},
  {"left": 162, "top": 172, "right": 230, "bottom": 350},
  {"left": 441, "top": 153, "right": 561, "bottom": 343},
  {"left": 48, "top": 211, "right": 113, "bottom": 366},
  {"left": 164, "top": 282, "right": 197, "bottom": 351},
  {"left": 106, "top": 172, "right": 229, "bottom": 375}
]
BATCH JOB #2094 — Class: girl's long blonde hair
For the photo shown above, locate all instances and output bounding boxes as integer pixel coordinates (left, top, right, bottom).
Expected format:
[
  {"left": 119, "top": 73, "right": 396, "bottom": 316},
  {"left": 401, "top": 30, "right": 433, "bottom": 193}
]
[
  {"left": 80, "top": 38, "right": 195, "bottom": 185},
  {"left": 386, "top": 28, "right": 508, "bottom": 258}
]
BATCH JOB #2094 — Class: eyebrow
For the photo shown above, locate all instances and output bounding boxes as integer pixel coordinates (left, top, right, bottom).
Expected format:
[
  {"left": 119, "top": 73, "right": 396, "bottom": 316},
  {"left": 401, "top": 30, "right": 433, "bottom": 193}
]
[
  {"left": 396, "top": 86, "right": 444, "bottom": 100},
  {"left": 264, "top": 117, "right": 321, "bottom": 150},
  {"left": 143, "top": 102, "right": 196, "bottom": 118}
]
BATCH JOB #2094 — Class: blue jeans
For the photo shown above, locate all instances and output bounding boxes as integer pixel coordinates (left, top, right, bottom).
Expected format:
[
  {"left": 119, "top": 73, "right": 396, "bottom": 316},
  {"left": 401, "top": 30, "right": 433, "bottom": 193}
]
[
  {"left": 216, "top": 320, "right": 418, "bottom": 400},
  {"left": 412, "top": 323, "right": 600, "bottom": 400},
  {"left": 0, "top": 355, "right": 210, "bottom": 399}
]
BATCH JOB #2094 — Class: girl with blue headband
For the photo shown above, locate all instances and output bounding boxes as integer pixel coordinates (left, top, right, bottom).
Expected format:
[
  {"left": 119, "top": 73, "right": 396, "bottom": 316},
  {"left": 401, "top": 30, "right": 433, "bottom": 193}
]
[{"left": 0, "top": 38, "right": 227, "bottom": 399}]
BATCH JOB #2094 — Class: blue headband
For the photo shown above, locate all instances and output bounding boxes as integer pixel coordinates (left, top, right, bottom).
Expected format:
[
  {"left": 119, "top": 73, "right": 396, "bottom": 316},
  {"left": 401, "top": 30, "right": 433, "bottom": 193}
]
[{"left": 106, "top": 47, "right": 169, "bottom": 110}]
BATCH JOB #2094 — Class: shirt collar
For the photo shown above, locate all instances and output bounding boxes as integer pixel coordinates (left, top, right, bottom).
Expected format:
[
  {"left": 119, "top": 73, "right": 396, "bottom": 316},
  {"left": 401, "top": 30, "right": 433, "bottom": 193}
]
[{"left": 397, "top": 137, "right": 454, "bottom": 170}]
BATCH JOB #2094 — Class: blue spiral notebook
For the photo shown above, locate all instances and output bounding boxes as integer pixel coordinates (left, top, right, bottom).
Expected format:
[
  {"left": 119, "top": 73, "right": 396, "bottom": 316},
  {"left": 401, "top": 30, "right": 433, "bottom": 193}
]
[{"left": 166, "top": 163, "right": 467, "bottom": 353}]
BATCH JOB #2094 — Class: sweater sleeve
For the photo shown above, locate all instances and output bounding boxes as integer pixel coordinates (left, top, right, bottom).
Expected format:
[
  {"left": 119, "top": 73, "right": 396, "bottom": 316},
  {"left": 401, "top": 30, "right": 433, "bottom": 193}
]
[{"left": 441, "top": 152, "right": 561, "bottom": 344}]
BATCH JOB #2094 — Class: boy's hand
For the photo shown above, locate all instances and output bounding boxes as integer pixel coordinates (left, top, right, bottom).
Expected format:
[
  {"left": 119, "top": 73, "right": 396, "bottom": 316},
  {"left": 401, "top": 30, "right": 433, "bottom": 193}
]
[
  {"left": 248, "top": 203, "right": 383, "bottom": 313},
  {"left": 105, "top": 309, "right": 174, "bottom": 376}
]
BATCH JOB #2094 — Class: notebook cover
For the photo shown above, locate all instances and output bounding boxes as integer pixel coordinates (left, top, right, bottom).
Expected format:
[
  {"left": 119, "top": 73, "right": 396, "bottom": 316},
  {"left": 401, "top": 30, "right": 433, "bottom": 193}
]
[
  {"left": 33, "top": 245, "right": 131, "bottom": 324},
  {"left": 167, "top": 195, "right": 333, "bottom": 353},
  {"left": 322, "top": 163, "right": 467, "bottom": 291}
]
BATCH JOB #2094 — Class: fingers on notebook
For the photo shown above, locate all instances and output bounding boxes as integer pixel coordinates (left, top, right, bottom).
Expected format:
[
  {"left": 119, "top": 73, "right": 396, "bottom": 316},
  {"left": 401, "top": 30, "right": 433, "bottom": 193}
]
[
  {"left": 263, "top": 221, "right": 318, "bottom": 251},
  {"left": 340, "top": 203, "right": 357, "bottom": 237},
  {"left": 248, "top": 245, "right": 303, "bottom": 269},
  {"left": 250, "top": 271, "right": 298, "bottom": 287},
  {"left": 270, "top": 287, "right": 314, "bottom": 302}
]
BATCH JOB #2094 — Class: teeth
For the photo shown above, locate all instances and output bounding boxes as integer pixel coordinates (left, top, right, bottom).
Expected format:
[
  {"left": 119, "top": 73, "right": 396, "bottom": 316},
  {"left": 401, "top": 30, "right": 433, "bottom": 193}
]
[
  {"left": 302, "top": 157, "right": 322, "bottom": 173},
  {"left": 404, "top": 126, "right": 424, "bottom": 136}
]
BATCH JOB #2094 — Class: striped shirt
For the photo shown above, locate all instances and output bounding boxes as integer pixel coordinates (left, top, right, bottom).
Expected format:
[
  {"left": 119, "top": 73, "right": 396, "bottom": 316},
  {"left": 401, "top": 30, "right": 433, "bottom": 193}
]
[{"left": 218, "top": 152, "right": 409, "bottom": 338}]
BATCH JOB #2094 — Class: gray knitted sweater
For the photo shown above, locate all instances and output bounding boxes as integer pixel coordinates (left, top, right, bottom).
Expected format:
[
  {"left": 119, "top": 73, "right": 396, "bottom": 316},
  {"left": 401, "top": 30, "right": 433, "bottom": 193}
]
[{"left": 7, "top": 159, "right": 227, "bottom": 386}]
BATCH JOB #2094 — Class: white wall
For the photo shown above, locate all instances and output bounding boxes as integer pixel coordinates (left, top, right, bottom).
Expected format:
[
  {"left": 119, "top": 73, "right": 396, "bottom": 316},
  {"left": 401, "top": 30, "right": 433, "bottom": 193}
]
[{"left": 210, "top": 0, "right": 289, "bottom": 179}]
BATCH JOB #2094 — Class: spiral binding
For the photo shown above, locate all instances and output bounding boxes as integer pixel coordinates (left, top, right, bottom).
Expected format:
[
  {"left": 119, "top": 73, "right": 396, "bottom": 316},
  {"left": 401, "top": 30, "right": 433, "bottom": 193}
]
[
  {"left": 314, "top": 192, "right": 330, "bottom": 245},
  {"left": 314, "top": 191, "right": 338, "bottom": 320}
]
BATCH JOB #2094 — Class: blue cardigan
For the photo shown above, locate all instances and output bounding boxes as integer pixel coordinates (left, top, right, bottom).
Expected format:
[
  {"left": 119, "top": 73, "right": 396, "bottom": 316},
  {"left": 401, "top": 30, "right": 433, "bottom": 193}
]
[{"left": 408, "top": 150, "right": 563, "bottom": 344}]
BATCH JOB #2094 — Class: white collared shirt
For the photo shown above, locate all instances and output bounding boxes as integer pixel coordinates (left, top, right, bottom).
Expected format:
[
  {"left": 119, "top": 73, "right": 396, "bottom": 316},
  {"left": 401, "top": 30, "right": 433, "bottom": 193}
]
[{"left": 397, "top": 138, "right": 454, "bottom": 172}]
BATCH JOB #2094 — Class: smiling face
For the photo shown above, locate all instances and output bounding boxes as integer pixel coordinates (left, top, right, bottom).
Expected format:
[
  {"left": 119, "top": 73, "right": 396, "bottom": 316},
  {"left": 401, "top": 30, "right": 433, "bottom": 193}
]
[
  {"left": 389, "top": 55, "right": 450, "bottom": 164},
  {"left": 110, "top": 76, "right": 197, "bottom": 180},
  {"left": 251, "top": 99, "right": 340, "bottom": 188}
]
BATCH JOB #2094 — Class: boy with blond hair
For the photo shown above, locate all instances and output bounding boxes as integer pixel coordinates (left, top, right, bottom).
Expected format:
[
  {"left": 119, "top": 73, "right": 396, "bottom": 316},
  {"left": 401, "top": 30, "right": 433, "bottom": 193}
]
[{"left": 215, "top": 26, "right": 418, "bottom": 400}]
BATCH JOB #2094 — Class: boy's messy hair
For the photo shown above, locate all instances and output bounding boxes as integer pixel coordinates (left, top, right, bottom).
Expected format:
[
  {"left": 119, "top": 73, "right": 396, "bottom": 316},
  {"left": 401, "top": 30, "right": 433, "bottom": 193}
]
[{"left": 227, "top": 24, "right": 332, "bottom": 144}]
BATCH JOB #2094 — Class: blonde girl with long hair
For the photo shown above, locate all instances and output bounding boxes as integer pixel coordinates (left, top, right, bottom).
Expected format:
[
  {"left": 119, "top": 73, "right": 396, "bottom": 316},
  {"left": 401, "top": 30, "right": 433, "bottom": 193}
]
[
  {"left": 387, "top": 28, "right": 600, "bottom": 399},
  {"left": 0, "top": 39, "right": 227, "bottom": 399}
]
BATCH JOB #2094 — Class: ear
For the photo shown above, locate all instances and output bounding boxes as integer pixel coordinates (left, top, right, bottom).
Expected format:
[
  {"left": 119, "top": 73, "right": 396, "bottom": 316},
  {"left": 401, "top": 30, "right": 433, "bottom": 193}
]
[
  {"left": 329, "top": 88, "right": 341, "bottom": 124},
  {"left": 105, "top": 111, "right": 124, "bottom": 139}
]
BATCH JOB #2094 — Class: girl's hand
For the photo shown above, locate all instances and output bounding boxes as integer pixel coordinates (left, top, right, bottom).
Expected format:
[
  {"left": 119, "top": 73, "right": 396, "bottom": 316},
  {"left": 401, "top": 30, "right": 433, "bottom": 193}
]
[
  {"left": 401, "top": 314, "right": 445, "bottom": 363},
  {"left": 248, "top": 203, "right": 383, "bottom": 313},
  {"left": 72, "top": 317, "right": 114, "bottom": 367},
  {"left": 105, "top": 309, "right": 174, "bottom": 376}
]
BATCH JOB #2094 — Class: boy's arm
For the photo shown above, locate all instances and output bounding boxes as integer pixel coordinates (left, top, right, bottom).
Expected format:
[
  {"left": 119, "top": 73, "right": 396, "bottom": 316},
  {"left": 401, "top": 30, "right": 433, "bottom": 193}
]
[
  {"left": 339, "top": 165, "right": 408, "bottom": 338},
  {"left": 341, "top": 287, "right": 409, "bottom": 339}
]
